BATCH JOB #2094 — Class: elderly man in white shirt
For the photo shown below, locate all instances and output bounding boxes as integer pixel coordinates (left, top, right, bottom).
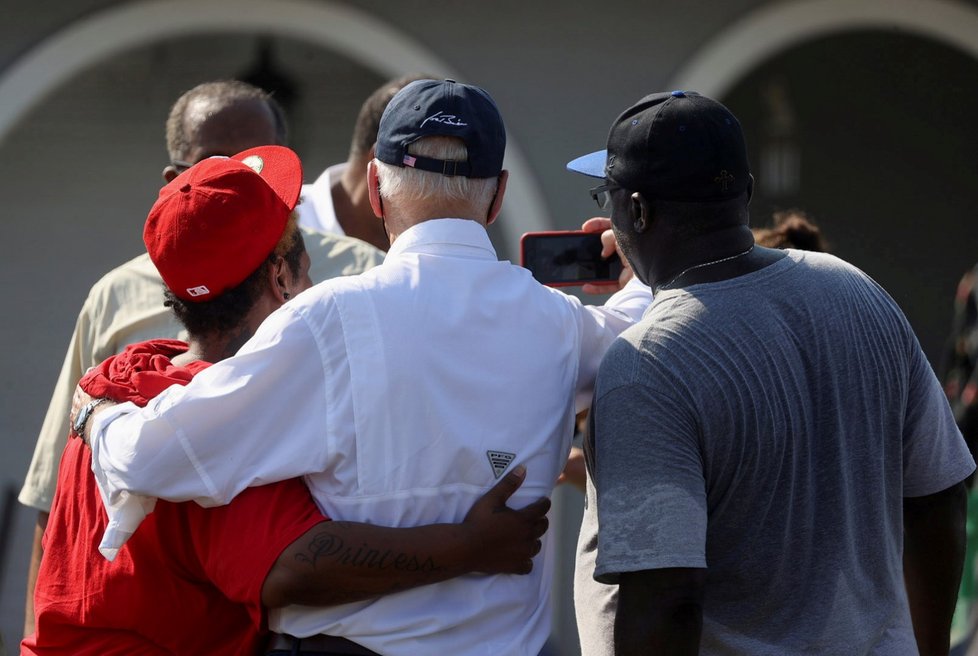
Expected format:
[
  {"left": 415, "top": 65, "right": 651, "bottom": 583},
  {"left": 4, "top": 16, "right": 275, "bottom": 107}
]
[{"left": 84, "top": 79, "right": 652, "bottom": 656}]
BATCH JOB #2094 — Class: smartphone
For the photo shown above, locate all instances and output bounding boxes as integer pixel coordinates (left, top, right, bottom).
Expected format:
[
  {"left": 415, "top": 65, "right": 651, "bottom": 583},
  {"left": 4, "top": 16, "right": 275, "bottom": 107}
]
[{"left": 520, "top": 230, "right": 623, "bottom": 287}]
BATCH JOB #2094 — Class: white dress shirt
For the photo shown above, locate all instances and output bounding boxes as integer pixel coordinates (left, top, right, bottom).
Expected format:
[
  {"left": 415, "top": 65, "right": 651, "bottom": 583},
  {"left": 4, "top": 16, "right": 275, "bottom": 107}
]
[{"left": 90, "top": 218, "right": 651, "bottom": 655}]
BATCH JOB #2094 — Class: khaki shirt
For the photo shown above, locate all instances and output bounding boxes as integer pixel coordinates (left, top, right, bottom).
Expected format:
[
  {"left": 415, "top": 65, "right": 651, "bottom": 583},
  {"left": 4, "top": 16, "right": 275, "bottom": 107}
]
[{"left": 19, "top": 227, "right": 383, "bottom": 511}]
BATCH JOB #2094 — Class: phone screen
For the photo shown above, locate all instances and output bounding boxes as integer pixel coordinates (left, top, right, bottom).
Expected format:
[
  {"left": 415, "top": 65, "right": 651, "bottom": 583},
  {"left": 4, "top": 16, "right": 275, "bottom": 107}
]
[{"left": 520, "top": 231, "right": 623, "bottom": 287}]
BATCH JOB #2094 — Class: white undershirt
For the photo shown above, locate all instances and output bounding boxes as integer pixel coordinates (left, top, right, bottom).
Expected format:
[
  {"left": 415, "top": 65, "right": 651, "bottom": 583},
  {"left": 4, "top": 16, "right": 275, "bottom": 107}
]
[{"left": 296, "top": 162, "right": 347, "bottom": 236}]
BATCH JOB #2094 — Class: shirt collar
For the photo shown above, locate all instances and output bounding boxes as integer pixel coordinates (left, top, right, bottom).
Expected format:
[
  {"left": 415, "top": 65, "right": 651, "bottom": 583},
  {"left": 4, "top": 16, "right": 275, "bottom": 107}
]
[{"left": 386, "top": 218, "right": 497, "bottom": 260}]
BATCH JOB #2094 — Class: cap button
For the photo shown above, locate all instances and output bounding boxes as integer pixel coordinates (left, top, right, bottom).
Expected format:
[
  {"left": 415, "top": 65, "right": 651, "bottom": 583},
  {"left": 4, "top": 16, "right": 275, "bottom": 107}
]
[
  {"left": 671, "top": 90, "right": 686, "bottom": 97},
  {"left": 445, "top": 78, "right": 456, "bottom": 84}
]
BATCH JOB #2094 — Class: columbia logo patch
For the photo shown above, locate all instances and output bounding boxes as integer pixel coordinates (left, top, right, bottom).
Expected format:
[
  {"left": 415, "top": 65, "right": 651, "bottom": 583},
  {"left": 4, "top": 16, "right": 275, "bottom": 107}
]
[
  {"left": 186, "top": 285, "right": 210, "bottom": 297},
  {"left": 487, "top": 450, "right": 516, "bottom": 479}
]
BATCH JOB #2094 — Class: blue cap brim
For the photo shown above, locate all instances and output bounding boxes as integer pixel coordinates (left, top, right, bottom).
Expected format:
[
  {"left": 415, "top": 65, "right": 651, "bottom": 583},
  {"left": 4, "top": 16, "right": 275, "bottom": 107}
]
[{"left": 566, "top": 150, "right": 607, "bottom": 178}]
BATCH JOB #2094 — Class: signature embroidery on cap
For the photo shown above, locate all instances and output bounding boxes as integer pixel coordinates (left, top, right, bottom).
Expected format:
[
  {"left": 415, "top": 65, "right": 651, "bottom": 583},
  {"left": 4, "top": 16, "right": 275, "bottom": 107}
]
[
  {"left": 715, "top": 169, "right": 735, "bottom": 191},
  {"left": 241, "top": 155, "right": 264, "bottom": 174},
  {"left": 487, "top": 450, "right": 516, "bottom": 479},
  {"left": 186, "top": 285, "right": 211, "bottom": 297},
  {"left": 421, "top": 111, "right": 467, "bottom": 129}
]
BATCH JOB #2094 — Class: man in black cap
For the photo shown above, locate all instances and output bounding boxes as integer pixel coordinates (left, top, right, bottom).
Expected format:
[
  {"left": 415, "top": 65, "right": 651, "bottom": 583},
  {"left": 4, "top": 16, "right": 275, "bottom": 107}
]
[
  {"left": 568, "top": 90, "right": 974, "bottom": 655},
  {"left": 79, "top": 79, "right": 651, "bottom": 655}
]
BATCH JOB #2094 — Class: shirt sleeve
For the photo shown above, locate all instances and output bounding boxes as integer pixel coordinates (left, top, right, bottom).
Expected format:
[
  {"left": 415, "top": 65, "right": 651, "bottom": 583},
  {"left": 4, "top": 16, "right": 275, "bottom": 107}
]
[
  {"left": 573, "top": 278, "right": 653, "bottom": 411},
  {"left": 903, "top": 334, "right": 976, "bottom": 497},
  {"left": 183, "top": 478, "right": 328, "bottom": 628},
  {"left": 19, "top": 295, "right": 98, "bottom": 512},
  {"left": 591, "top": 381, "right": 707, "bottom": 584},
  {"left": 90, "top": 302, "right": 332, "bottom": 509}
]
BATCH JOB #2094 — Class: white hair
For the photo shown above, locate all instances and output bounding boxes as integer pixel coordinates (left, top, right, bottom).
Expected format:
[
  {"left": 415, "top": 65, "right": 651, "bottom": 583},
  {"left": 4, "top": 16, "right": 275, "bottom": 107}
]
[{"left": 375, "top": 136, "right": 498, "bottom": 211}]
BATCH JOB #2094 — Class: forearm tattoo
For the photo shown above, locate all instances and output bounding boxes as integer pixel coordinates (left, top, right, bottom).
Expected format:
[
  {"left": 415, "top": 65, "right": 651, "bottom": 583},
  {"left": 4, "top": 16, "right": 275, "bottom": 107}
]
[{"left": 295, "top": 526, "right": 442, "bottom": 573}]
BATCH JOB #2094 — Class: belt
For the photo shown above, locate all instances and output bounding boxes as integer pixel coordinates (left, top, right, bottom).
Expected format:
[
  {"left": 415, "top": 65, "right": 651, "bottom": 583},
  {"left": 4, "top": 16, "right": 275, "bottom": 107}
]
[{"left": 266, "top": 633, "right": 380, "bottom": 656}]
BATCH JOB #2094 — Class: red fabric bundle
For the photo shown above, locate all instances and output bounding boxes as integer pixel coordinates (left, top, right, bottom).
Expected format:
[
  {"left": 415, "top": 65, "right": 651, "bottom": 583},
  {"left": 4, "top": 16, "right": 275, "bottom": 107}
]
[{"left": 79, "top": 338, "right": 209, "bottom": 406}]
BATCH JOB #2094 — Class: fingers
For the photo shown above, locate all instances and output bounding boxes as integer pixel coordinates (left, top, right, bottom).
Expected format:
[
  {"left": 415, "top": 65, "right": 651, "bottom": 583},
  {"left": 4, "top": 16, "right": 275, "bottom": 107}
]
[
  {"left": 581, "top": 223, "right": 625, "bottom": 296},
  {"left": 531, "top": 515, "right": 549, "bottom": 540},
  {"left": 519, "top": 498, "right": 550, "bottom": 539},
  {"left": 69, "top": 386, "right": 93, "bottom": 437},
  {"left": 519, "top": 496, "right": 551, "bottom": 518},
  {"left": 599, "top": 228, "right": 617, "bottom": 258},
  {"left": 581, "top": 281, "right": 620, "bottom": 295},
  {"left": 511, "top": 531, "right": 544, "bottom": 576},
  {"left": 580, "top": 217, "right": 611, "bottom": 234},
  {"left": 483, "top": 464, "right": 527, "bottom": 505},
  {"left": 617, "top": 266, "right": 635, "bottom": 288},
  {"left": 516, "top": 540, "right": 543, "bottom": 575}
]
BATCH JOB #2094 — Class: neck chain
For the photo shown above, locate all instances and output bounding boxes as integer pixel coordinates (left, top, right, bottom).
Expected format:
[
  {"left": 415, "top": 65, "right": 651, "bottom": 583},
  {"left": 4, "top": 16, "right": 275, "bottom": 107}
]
[{"left": 659, "top": 245, "right": 754, "bottom": 290}]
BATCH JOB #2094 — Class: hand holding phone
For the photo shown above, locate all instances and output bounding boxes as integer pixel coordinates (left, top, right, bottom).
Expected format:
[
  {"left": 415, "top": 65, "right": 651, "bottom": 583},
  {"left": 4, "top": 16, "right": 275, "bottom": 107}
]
[
  {"left": 520, "top": 229, "right": 624, "bottom": 288},
  {"left": 578, "top": 217, "right": 633, "bottom": 293}
]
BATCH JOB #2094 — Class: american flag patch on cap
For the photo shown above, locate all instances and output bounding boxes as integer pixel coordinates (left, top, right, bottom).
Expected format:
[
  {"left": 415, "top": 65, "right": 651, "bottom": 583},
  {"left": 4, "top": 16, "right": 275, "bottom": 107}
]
[{"left": 403, "top": 155, "right": 417, "bottom": 167}]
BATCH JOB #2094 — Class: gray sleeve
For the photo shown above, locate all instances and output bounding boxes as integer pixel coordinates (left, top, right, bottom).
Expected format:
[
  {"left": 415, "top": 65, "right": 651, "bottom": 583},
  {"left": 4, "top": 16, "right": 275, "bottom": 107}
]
[
  {"left": 903, "top": 335, "right": 976, "bottom": 497},
  {"left": 592, "top": 381, "right": 708, "bottom": 584}
]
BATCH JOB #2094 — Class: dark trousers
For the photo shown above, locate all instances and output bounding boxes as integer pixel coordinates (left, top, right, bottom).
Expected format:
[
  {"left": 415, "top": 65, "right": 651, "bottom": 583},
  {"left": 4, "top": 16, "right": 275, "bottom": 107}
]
[{"left": 266, "top": 633, "right": 380, "bottom": 656}]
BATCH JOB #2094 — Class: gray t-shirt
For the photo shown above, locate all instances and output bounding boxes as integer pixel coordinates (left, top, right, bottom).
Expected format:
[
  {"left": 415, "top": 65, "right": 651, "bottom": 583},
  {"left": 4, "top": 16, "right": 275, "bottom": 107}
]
[{"left": 575, "top": 250, "right": 975, "bottom": 655}]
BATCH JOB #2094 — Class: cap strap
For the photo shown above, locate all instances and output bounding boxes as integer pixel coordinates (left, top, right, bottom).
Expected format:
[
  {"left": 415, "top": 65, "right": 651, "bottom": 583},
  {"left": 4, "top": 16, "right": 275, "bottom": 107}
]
[{"left": 403, "top": 153, "right": 472, "bottom": 177}]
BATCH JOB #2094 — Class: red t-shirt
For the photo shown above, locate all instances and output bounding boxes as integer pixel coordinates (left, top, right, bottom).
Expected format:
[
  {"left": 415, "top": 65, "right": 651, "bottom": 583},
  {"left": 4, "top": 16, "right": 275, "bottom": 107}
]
[{"left": 22, "top": 341, "right": 326, "bottom": 655}]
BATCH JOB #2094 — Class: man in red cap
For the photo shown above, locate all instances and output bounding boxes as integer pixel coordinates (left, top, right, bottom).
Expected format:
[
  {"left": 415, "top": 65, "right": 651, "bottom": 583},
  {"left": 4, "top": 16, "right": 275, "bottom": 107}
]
[
  {"left": 19, "top": 81, "right": 385, "bottom": 637},
  {"left": 24, "top": 146, "right": 548, "bottom": 655}
]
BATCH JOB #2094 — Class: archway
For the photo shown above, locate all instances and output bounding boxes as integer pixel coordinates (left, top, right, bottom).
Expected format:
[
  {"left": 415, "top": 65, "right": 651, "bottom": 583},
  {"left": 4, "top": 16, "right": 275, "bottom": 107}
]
[
  {"left": 0, "top": 0, "right": 551, "bottom": 250},
  {"left": 668, "top": 0, "right": 978, "bottom": 98}
]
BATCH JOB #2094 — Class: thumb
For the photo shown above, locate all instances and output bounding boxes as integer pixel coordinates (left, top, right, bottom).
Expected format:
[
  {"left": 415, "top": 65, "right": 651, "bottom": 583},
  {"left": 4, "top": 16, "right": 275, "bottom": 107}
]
[
  {"left": 485, "top": 464, "right": 526, "bottom": 505},
  {"left": 581, "top": 217, "right": 611, "bottom": 233}
]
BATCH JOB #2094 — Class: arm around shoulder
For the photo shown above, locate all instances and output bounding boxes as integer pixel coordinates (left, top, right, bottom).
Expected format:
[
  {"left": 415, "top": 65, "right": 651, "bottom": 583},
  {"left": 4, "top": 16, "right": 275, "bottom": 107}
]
[{"left": 262, "top": 466, "right": 550, "bottom": 608}]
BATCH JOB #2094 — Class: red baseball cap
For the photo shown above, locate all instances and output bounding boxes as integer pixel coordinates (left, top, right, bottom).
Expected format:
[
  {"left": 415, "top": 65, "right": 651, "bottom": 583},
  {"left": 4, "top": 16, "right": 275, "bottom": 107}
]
[{"left": 144, "top": 145, "right": 303, "bottom": 302}]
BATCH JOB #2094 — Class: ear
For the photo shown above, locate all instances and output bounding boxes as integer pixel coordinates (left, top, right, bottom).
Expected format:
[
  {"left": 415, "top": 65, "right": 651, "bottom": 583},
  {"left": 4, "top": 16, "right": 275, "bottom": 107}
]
[
  {"left": 162, "top": 166, "right": 179, "bottom": 184},
  {"left": 629, "top": 192, "right": 650, "bottom": 234},
  {"left": 367, "top": 160, "right": 384, "bottom": 219},
  {"left": 268, "top": 256, "right": 292, "bottom": 304},
  {"left": 486, "top": 170, "right": 508, "bottom": 226},
  {"left": 746, "top": 173, "right": 755, "bottom": 204}
]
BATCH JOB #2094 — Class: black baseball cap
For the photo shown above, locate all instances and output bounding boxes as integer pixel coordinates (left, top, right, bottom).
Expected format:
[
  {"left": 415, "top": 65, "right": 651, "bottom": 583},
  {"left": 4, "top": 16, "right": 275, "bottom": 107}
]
[
  {"left": 375, "top": 79, "right": 506, "bottom": 178},
  {"left": 567, "top": 90, "right": 750, "bottom": 202}
]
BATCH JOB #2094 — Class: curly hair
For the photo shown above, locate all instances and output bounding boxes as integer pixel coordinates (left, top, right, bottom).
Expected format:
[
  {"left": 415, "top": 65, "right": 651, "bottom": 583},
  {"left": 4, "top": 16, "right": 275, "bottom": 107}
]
[
  {"left": 165, "top": 80, "right": 288, "bottom": 162},
  {"left": 753, "top": 210, "right": 828, "bottom": 252},
  {"left": 163, "top": 215, "right": 304, "bottom": 337}
]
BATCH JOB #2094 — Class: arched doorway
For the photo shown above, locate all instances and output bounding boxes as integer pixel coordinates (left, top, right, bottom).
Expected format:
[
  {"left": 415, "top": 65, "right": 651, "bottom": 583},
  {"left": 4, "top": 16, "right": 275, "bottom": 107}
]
[
  {"left": 667, "top": 0, "right": 978, "bottom": 364},
  {"left": 0, "top": 0, "right": 550, "bottom": 249}
]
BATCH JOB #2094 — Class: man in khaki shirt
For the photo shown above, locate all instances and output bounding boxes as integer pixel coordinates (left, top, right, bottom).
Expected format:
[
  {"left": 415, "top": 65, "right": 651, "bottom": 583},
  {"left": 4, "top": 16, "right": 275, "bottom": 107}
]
[{"left": 19, "top": 80, "right": 383, "bottom": 635}]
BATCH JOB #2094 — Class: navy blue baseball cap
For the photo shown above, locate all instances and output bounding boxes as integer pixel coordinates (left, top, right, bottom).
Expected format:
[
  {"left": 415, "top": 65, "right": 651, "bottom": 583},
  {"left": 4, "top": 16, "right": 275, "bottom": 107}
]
[
  {"left": 375, "top": 79, "right": 506, "bottom": 178},
  {"left": 567, "top": 90, "right": 750, "bottom": 202}
]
